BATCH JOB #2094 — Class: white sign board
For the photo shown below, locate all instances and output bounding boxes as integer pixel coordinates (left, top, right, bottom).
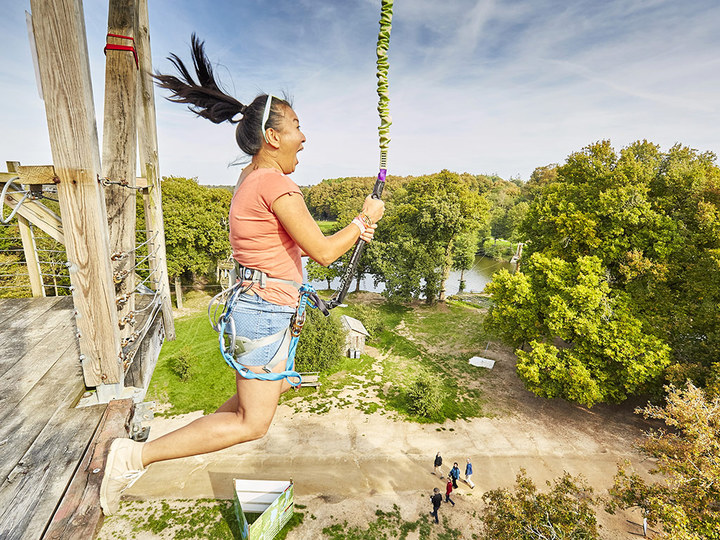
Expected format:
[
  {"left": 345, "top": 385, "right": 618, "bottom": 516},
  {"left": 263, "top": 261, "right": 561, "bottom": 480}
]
[{"left": 469, "top": 356, "right": 495, "bottom": 369}]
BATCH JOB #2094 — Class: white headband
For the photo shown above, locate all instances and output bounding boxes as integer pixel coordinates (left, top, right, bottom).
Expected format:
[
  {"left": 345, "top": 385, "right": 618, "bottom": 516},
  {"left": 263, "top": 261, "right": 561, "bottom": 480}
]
[{"left": 261, "top": 94, "right": 277, "bottom": 144}]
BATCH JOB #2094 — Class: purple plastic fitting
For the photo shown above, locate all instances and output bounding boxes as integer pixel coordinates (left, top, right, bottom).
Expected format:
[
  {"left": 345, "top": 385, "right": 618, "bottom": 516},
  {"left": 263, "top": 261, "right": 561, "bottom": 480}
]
[{"left": 377, "top": 169, "right": 387, "bottom": 182}]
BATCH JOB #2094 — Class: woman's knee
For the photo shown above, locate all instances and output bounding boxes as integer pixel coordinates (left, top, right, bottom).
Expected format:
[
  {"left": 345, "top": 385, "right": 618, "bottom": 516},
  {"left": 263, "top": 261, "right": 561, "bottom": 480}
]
[{"left": 232, "top": 409, "right": 272, "bottom": 441}]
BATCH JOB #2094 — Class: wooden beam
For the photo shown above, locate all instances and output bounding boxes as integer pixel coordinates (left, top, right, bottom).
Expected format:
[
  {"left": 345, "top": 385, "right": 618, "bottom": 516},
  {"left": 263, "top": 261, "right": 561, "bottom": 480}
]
[
  {"left": 102, "top": 0, "right": 139, "bottom": 343},
  {"left": 0, "top": 186, "right": 64, "bottom": 244},
  {"left": 136, "top": 0, "right": 175, "bottom": 340},
  {"left": 30, "top": 0, "right": 123, "bottom": 387},
  {"left": 17, "top": 216, "right": 45, "bottom": 297},
  {"left": 42, "top": 399, "right": 134, "bottom": 540},
  {"left": 4, "top": 162, "right": 45, "bottom": 297}
]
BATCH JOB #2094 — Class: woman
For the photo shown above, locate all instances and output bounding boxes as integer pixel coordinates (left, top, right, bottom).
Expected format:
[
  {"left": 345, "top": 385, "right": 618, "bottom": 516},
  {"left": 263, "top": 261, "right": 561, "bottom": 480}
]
[{"left": 100, "top": 35, "right": 384, "bottom": 515}]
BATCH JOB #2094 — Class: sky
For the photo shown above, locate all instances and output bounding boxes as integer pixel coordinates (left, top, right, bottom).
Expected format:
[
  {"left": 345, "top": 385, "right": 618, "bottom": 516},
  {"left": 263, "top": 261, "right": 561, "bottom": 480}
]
[{"left": 1, "top": 0, "right": 720, "bottom": 187}]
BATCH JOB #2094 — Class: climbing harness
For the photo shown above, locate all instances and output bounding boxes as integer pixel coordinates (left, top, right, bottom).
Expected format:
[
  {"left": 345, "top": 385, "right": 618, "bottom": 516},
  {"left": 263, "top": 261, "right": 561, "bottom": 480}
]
[
  {"left": 209, "top": 265, "right": 329, "bottom": 387},
  {"left": 326, "top": 0, "right": 393, "bottom": 310}
]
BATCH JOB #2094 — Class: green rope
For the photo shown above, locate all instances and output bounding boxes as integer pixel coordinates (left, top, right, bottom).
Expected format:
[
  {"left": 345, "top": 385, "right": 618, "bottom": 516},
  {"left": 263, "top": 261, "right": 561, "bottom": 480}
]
[{"left": 376, "top": 0, "right": 393, "bottom": 168}]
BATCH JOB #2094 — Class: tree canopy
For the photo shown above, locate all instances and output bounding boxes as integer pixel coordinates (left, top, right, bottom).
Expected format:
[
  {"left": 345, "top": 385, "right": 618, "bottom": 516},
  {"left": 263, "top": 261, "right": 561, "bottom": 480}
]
[
  {"left": 608, "top": 383, "right": 720, "bottom": 540},
  {"left": 486, "top": 141, "right": 720, "bottom": 405},
  {"left": 153, "top": 176, "right": 232, "bottom": 280}
]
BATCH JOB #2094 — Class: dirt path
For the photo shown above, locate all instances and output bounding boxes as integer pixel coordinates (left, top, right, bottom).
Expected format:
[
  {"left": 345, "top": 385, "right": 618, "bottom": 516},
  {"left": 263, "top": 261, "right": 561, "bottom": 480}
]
[{"left": 99, "top": 343, "right": 656, "bottom": 539}]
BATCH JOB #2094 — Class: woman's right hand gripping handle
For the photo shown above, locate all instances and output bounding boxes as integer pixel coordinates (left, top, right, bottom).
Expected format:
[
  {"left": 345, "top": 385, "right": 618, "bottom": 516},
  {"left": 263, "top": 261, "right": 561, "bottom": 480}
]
[{"left": 362, "top": 195, "right": 385, "bottom": 224}]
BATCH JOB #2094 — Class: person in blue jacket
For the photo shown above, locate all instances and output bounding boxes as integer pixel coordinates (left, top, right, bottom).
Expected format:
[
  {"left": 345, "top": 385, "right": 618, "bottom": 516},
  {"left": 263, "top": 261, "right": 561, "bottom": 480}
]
[
  {"left": 464, "top": 458, "right": 475, "bottom": 489},
  {"left": 450, "top": 462, "right": 461, "bottom": 489}
]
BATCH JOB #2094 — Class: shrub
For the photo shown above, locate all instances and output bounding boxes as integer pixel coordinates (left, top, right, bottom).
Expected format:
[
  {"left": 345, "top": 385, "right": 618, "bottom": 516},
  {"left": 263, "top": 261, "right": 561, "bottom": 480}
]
[
  {"left": 407, "top": 370, "right": 443, "bottom": 419},
  {"left": 295, "top": 308, "right": 343, "bottom": 372},
  {"left": 170, "top": 346, "right": 196, "bottom": 381},
  {"left": 350, "top": 304, "right": 384, "bottom": 340}
]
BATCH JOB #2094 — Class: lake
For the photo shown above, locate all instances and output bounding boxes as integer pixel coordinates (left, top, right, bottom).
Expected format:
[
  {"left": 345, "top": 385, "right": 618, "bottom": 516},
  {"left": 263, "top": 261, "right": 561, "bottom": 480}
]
[{"left": 304, "top": 255, "right": 514, "bottom": 296}]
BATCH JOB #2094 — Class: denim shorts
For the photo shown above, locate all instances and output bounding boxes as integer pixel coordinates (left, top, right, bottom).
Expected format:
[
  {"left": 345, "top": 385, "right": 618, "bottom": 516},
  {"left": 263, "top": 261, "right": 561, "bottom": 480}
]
[{"left": 230, "top": 292, "right": 295, "bottom": 367}]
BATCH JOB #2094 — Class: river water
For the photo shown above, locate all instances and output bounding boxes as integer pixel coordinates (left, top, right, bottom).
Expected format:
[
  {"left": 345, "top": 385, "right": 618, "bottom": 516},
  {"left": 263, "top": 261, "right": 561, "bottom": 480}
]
[{"left": 304, "top": 255, "right": 514, "bottom": 296}]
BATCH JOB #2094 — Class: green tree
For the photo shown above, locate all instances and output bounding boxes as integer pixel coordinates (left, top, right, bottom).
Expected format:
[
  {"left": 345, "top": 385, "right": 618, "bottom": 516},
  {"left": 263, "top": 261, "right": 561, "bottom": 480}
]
[
  {"left": 156, "top": 176, "right": 232, "bottom": 283},
  {"left": 608, "top": 383, "right": 720, "bottom": 540},
  {"left": 481, "top": 469, "right": 600, "bottom": 540},
  {"left": 487, "top": 141, "right": 720, "bottom": 404},
  {"left": 373, "top": 170, "right": 487, "bottom": 303},
  {"left": 305, "top": 258, "right": 340, "bottom": 290},
  {"left": 485, "top": 253, "right": 670, "bottom": 406}
]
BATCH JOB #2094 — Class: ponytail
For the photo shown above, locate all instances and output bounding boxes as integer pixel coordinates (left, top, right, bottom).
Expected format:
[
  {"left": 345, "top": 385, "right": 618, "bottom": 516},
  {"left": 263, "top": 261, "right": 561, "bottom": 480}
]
[{"left": 154, "top": 34, "right": 292, "bottom": 156}]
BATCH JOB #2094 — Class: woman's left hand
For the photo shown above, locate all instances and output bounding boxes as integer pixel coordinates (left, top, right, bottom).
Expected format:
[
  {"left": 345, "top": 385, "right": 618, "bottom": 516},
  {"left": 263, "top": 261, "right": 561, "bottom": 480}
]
[{"left": 360, "top": 223, "right": 377, "bottom": 243}]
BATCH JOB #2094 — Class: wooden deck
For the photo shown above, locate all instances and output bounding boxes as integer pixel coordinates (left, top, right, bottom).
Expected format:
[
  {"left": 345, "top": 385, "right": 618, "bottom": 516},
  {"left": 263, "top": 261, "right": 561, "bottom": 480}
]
[{"left": 0, "top": 297, "right": 109, "bottom": 539}]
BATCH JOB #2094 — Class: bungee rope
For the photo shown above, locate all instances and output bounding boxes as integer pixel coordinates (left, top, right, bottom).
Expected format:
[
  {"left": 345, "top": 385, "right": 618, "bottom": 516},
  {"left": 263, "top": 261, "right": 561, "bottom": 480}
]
[
  {"left": 211, "top": 0, "right": 394, "bottom": 384},
  {"left": 326, "top": 0, "right": 393, "bottom": 311}
]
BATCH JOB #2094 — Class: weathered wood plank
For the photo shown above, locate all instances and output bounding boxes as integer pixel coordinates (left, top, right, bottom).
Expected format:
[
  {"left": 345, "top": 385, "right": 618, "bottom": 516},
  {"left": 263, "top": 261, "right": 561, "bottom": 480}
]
[
  {"left": 137, "top": 0, "right": 175, "bottom": 340},
  {"left": 0, "top": 403, "right": 104, "bottom": 540},
  {"left": 125, "top": 307, "right": 164, "bottom": 394},
  {"left": 102, "top": 0, "right": 139, "bottom": 343},
  {"left": 0, "top": 296, "right": 71, "bottom": 378},
  {"left": 0, "top": 298, "right": 38, "bottom": 327},
  {"left": 42, "top": 399, "right": 134, "bottom": 540},
  {"left": 0, "top": 315, "right": 77, "bottom": 420},
  {"left": 30, "top": 0, "right": 123, "bottom": 387},
  {"left": 0, "top": 339, "right": 85, "bottom": 485},
  {"left": 18, "top": 165, "right": 58, "bottom": 185}
]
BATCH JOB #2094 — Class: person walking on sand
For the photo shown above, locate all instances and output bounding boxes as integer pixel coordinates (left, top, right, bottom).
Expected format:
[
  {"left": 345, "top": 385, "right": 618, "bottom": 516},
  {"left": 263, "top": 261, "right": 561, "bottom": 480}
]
[
  {"left": 445, "top": 478, "right": 456, "bottom": 506},
  {"left": 99, "top": 35, "right": 384, "bottom": 516},
  {"left": 450, "top": 462, "right": 460, "bottom": 489},
  {"left": 464, "top": 458, "right": 475, "bottom": 489},
  {"left": 433, "top": 452, "right": 444, "bottom": 478},
  {"left": 430, "top": 487, "right": 442, "bottom": 523}
]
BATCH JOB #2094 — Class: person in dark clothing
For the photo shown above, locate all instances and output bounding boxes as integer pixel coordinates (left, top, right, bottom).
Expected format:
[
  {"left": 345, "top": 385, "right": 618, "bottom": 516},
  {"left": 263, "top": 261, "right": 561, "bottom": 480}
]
[
  {"left": 450, "top": 462, "right": 460, "bottom": 489},
  {"left": 445, "top": 478, "right": 455, "bottom": 506},
  {"left": 433, "top": 452, "right": 444, "bottom": 478},
  {"left": 430, "top": 487, "right": 442, "bottom": 524}
]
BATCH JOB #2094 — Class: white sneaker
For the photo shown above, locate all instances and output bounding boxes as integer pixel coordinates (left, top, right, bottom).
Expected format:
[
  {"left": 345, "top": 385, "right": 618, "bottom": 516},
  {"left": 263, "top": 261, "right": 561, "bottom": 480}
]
[{"left": 100, "top": 438, "right": 146, "bottom": 515}]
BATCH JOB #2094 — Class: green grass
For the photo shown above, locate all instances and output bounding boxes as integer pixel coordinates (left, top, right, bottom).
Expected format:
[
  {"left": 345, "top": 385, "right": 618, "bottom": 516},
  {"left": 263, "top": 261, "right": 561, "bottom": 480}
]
[
  {"left": 149, "top": 290, "right": 489, "bottom": 422},
  {"left": 147, "top": 299, "right": 236, "bottom": 415},
  {"left": 322, "top": 505, "right": 463, "bottom": 540},
  {"left": 111, "top": 499, "right": 304, "bottom": 539},
  {"left": 317, "top": 220, "right": 338, "bottom": 234}
]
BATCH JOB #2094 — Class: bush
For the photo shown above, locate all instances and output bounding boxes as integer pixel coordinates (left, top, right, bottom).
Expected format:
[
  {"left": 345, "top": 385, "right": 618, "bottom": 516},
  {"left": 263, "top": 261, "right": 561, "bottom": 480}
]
[
  {"left": 170, "top": 346, "right": 196, "bottom": 381},
  {"left": 407, "top": 370, "right": 443, "bottom": 419},
  {"left": 295, "top": 308, "right": 343, "bottom": 372},
  {"left": 349, "top": 304, "right": 384, "bottom": 340}
]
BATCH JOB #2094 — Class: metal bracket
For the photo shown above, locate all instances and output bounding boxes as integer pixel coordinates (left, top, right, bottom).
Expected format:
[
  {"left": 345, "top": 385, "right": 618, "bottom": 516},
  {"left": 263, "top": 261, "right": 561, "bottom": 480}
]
[{"left": 129, "top": 401, "right": 155, "bottom": 442}]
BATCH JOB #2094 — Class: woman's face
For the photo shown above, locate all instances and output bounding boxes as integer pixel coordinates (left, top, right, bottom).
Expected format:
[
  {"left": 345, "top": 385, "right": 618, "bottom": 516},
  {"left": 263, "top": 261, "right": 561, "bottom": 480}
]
[{"left": 275, "top": 106, "right": 306, "bottom": 174}]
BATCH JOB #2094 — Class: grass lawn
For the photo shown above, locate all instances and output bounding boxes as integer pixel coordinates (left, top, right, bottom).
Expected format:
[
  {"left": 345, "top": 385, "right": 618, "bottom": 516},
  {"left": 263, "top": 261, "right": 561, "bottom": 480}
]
[{"left": 148, "top": 290, "right": 489, "bottom": 421}]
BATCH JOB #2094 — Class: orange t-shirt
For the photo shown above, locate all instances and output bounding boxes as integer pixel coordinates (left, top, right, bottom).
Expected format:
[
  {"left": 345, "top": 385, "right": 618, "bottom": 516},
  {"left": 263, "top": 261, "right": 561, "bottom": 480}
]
[{"left": 229, "top": 169, "right": 303, "bottom": 306}]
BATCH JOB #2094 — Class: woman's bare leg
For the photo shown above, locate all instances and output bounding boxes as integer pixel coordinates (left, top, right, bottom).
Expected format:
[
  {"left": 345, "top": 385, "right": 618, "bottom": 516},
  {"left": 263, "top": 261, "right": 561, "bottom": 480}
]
[
  {"left": 215, "top": 376, "right": 292, "bottom": 413},
  {"left": 141, "top": 363, "right": 292, "bottom": 467}
]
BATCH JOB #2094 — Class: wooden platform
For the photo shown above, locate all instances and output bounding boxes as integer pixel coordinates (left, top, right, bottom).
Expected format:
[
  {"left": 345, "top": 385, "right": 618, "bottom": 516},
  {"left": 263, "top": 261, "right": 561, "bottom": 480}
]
[{"left": 0, "top": 297, "right": 114, "bottom": 539}]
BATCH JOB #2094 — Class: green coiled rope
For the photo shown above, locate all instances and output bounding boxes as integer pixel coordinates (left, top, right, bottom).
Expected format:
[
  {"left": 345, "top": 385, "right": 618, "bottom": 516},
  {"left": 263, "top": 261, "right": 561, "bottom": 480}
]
[{"left": 326, "top": 0, "right": 394, "bottom": 310}]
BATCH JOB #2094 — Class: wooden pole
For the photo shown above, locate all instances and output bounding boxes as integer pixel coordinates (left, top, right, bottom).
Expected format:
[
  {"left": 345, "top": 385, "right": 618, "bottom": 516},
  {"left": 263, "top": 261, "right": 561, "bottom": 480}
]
[
  {"left": 17, "top": 217, "right": 45, "bottom": 297},
  {"left": 29, "top": 0, "right": 123, "bottom": 388},
  {"left": 136, "top": 0, "right": 175, "bottom": 340},
  {"left": 6, "top": 162, "right": 44, "bottom": 297},
  {"left": 101, "top": 0, "right": 138, "bottom": 341}
]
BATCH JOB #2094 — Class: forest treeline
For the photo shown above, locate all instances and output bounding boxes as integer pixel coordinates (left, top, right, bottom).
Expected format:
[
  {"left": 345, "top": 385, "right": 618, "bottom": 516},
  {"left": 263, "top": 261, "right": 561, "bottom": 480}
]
[{"left": 2, "top": 140, "right": 719, "bottom": 410}]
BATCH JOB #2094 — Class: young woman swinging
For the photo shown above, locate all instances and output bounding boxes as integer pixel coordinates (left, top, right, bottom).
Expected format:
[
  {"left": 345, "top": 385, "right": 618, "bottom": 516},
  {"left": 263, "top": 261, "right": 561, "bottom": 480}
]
[{"left": 100, "top": 35, "right": 385, "bottom": 515}]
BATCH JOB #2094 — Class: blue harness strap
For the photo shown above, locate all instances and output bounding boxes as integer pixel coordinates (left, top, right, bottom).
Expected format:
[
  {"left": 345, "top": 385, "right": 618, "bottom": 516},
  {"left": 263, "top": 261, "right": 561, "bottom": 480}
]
[{"left": 216, "top": 284, "right": 322, "bottom": 387}]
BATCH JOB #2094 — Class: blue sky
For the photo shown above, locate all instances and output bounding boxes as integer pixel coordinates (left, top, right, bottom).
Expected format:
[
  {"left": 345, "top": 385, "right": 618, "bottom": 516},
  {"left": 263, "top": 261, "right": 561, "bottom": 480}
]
[{"left": 2, "top": 0, "right": 719, "bottom": 187}]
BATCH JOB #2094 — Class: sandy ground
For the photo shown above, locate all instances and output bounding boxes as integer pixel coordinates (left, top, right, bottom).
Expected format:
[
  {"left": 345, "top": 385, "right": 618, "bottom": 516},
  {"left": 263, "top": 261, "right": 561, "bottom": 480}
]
[{"left": 98, "top": 341, "right": 658, "bottom": 539}]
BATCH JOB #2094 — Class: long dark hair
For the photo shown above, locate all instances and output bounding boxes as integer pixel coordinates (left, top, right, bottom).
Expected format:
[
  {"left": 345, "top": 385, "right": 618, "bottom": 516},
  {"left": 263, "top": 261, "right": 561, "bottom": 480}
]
[{"left": 153, "top": 34, "right": 291, "bottom": 156}]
